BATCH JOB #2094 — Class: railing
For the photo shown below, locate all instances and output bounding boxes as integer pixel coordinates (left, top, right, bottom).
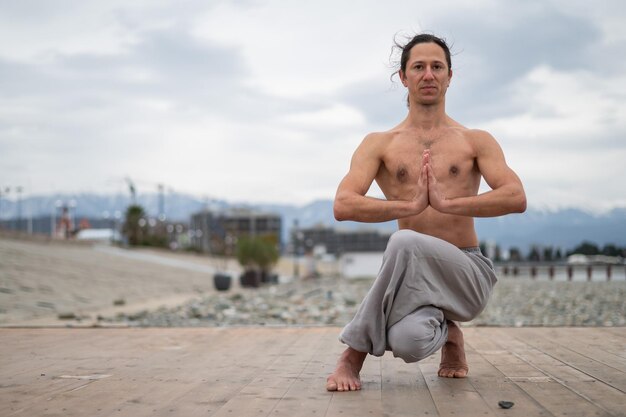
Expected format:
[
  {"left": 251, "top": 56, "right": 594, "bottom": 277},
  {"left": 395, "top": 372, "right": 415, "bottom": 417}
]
[{"left": 495, "top": 263, "right": 626, "bottom": 281}]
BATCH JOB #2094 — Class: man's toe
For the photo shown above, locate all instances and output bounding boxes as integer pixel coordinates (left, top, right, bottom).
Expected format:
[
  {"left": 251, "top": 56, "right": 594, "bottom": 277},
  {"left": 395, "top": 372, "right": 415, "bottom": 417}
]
[{"left": 326, "top": 380, "right": 338, "bottom": 391}]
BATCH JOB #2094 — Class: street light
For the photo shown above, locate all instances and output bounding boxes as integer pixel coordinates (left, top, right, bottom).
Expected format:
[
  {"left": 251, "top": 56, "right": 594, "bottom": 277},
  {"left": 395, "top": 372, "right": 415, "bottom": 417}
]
[
  {"left": 16, "top": 186, "right": 23, "bottom": 232},
  {"left": 68, "top": 199, "right": 77, "bottom": 235},
  {"left": 53, "top": 200, "right": 63, "bottom": 237},
  {"left": 0, "top": 187, "right": 9, "bottom": 221},
  {"left": 292, "top": 219, "right": 301, "bottom": 279},
  {"left": 113, "top": 210, "right": 122, "bottom": 243}
]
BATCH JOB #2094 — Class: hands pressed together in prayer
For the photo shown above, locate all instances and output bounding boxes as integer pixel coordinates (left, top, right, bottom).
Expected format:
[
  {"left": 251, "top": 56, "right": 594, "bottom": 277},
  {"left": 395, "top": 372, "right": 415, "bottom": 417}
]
[{"left": 414, "top": 149, "right": 448, "bottom": 213}]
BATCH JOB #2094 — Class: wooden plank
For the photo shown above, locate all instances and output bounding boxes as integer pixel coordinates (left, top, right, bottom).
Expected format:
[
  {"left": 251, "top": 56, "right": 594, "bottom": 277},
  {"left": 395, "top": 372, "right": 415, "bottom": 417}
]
[
  {"left": 2, "top": 327, "right": 624, "bottom": 417},
  {"left": 465, "top": 327, "right": 556, "bottom": 383},
  {"left": 379, "top": 353, "right": 438, "bottom": 417},
  {"left": 418, "top": 344, "right": 499, "bottom": 417},
  {"left": 463, "top": 328, "right": 554, "bottom": 417},
  {"left": 0, "top": 329, "right": 133, "bottom": 417},
  {"left": 0, "top": 329, "right": 115, "bottom": 378},
  {"left": 121, "top": 328, "right": 306, "bottom": 417},
  {"left": 209, "top": 328, "right": 333, "bottom": 417},
  {"left": 1, "top": 329, "right": 213, "bottom": 416},
  {"left": 513, "top": 328, "right": 626, "bottom": 393},
  {"left": 489, "top": 328, "right": 617, "bottom": 417},
  {"left": 491, "top": 328, "right": 626, "bottom": 417},
  {"left": 540, "top": 328, "right": 626, "bottom": 372},
  {"left": 602, "top": 328, "right": 626, "bottom": 339},
  {"left": 539, "top": 364, "right": 626, "bottom": 417},
  {"left": 1, "top": 328, "right": 302, "bottom": 417},
  {"left": 268, "top": 353, "right": 334, "bottom": 417},
  {"left": 1, "top": 377, "right": 93, "bottom": 417},
  {"left": 465, "top": 350, "right": 553, "bottom": 417},
  {"left": 110, "top": 328, "right": 277, "bottom": 417},
  {"left": 572, "top": 328, "right": 626, "bottom": 360},
  {"left": 269, "top": 329, "right": 346, "bottom": 417}
]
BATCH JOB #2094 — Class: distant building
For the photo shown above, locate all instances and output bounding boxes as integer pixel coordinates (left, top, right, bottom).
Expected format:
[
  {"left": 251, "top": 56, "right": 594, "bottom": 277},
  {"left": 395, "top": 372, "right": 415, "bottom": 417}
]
[
  {"left": 0, "top": 216, "right": 120, "bottom": 237},
  {"left": 75, "top": 228, "right": 123, "bottom": 243},
  {"left": 190, "top": 208, "right": 282, "bottom": 254},
  {"left": 292, "top": 225, "right": 391, "bottom": 257}
]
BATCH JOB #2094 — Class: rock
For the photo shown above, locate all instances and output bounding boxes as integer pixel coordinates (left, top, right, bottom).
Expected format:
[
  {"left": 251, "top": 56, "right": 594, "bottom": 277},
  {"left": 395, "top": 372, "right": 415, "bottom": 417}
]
[
  {"left": 57, "top": 312, "right": 77, "bottom": 320},
  {"left": 343, "top": 297, "right": 357, "bottom": 307},
  {"left": 37, "top": 301, "right": 55, "bottom": 309},
  {"left": 99, "top": 276, "right": 625, "bottom": 328},
  {"left": 498, "top": 401, "right": 514, "bottom": 409}
]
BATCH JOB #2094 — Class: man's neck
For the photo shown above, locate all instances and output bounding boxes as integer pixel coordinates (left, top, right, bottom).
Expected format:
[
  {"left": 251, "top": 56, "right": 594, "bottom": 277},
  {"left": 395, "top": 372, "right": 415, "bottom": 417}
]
[{"left": 405, "top": 100, "right": 448, "bottom": 130}]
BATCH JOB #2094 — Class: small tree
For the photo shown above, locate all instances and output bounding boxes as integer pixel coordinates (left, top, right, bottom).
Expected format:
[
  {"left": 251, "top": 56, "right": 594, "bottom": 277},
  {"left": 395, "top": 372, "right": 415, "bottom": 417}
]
[
  {"left": 602, "top": 244, "right": 621, "bottom": 257},
  {"left": 568, "top": 241, "right": 600, "bottom": 256},
  {"left": 555, "top": 248, "right": 563, "bottom": 260},
  {"left": 236, "top": 236, "right": 279, "bottom": 273},
  {"left": 528, "top": 245, "right": 541, "bottom": 262},
  {"left": 123, "top": 204, "right": 147, "bottom": 246},
  {"left": 509, "top": 247, "right": 522, "bottom": 262},
  {"left": 494, "top": 244, "right": 502, "bottom": 262},
  {"left": 543, "top": 246, "right": 554, "bottom": 262},
  {"left": 257, "top": 238, "right": 279, "bottom": 274}
]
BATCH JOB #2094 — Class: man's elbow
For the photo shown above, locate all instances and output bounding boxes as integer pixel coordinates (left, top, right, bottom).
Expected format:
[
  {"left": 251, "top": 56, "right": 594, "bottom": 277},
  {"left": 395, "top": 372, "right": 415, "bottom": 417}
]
[
  {"left": 513, "top": 191, "right": 527, "bottom": 213},
  {"left": 333, "top": 197, "right": 353, "bottom": 221},
  {"left": 333, "top": 200, "right": 348, "bottom": 221}
]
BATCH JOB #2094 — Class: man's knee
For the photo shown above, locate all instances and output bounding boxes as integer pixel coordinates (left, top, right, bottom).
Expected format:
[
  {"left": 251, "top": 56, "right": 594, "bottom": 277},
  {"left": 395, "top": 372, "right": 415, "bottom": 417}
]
[
  {"left": 386, "top": 230, "right": 427, "bottom": 256},
  {"left": 388, "top": 325, "right": 434, "bottom": 363},
  {"left": 387, "top": 311, "right": 446, "bottom": 363}
]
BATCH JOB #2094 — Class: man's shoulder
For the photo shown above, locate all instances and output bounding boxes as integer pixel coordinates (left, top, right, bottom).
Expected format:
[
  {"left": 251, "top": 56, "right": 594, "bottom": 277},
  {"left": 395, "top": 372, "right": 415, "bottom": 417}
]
[
  {"left": 455, "top": 128, "right": 504, "bottom": 158},
  {"left": 452, "top": 127, "right": 499, "bottom": 145},
  {"left": 360, "top": 129, "right": 398, "bottom": 148},
  {"left": 364, "top": 128, "right": 399, "bottom": 140}
]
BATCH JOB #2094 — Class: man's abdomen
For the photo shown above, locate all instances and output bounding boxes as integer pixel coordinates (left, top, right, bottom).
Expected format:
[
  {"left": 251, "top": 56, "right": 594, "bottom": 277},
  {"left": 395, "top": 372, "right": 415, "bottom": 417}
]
[{"left": 397, "top": 208, "right": 478, "bottom": 248}]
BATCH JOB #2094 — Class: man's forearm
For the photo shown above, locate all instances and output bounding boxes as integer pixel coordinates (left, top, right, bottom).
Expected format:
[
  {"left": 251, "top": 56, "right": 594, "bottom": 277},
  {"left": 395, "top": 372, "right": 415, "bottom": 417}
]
[
  {"left": 439, "top": 185, "right": 526, "bottom": 217},
  {"left": 334, "top": 193, "right": 425, "bottom": 223}
]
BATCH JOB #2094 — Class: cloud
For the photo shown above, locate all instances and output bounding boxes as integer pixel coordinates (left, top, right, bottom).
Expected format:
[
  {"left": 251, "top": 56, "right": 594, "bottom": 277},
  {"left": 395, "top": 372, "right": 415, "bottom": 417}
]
[{"left": 0, "top": 0, "right": 625, "bottom": 211}]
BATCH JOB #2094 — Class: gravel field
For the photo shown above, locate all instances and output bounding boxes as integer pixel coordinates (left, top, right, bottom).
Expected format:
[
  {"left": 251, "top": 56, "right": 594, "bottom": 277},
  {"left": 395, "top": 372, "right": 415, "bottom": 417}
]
[
  {"left": 2, "top": 235, "right": 624, "bottom": 328},
  {"left": 104, "top": 275, "right": 626, "bottom": 328}
]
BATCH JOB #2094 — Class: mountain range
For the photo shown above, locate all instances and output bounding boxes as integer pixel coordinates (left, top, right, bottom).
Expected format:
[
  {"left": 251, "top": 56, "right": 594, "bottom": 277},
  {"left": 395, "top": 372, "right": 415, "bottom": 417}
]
[{"left": 1, "top": 192, "right": 625, "bottom": 252}]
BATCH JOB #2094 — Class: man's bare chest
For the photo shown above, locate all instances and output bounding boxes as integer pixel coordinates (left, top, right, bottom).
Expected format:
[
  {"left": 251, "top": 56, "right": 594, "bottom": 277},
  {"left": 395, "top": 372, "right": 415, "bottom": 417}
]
[{"left": 380, "top": 137, "right": 476, "bottom": 185}]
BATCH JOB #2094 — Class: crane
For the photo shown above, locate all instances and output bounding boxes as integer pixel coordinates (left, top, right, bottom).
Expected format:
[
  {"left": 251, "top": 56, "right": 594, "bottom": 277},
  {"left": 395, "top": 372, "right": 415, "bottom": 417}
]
[{"left": 125, "top": 177, "right": 137, "bottom": 205}]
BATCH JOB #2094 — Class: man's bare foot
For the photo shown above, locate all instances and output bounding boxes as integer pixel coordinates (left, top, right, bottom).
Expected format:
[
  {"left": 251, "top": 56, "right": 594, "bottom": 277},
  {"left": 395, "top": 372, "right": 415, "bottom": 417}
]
[
  {"left": 326, "top": 347, "right": 367, "bottom": 391},
  {"left": 438, "top": 320, "right": 469, "bottom": 378}
]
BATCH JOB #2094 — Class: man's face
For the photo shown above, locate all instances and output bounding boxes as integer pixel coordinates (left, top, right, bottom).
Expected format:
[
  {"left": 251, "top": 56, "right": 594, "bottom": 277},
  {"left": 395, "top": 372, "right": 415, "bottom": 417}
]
[{"left": 400, "top": 42, "right": 452, "bottom": 105}]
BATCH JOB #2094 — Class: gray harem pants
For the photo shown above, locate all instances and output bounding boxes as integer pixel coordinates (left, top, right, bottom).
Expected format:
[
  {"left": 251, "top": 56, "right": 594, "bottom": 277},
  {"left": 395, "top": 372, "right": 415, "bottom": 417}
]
[{"left": 339, "top": 229, "right": 497, "bottom": 363}]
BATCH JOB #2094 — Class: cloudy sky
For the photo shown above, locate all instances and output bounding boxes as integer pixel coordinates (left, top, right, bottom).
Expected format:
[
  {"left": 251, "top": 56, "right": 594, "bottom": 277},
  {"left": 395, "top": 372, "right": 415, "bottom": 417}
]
[{"left": 1, "top": 0, "right": 625, "bottom": 211}]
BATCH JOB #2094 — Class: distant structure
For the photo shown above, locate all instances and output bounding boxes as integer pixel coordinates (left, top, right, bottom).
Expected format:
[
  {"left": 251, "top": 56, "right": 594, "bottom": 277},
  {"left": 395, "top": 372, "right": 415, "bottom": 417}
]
[
  {"left": 291, "top": 225, "right": 391, "bottom": 257},
  {"left": 56, "top": 206, "right": 74, "bottom": 239},
  {"left": 190, "top": 208, "right": 282, "bottom": 255}
]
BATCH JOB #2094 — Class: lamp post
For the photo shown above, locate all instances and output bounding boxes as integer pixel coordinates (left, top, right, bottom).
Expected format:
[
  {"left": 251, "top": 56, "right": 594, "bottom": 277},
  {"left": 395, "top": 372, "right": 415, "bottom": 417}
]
[
  {"left": 0, "top": 187, "right": 7, "bottom": 227},
  {"left": 113, "top": 210, "right": 122, "bottom": 244},
  {"left": 158, "top": 184, "right": 165, "bottom": 222},
  {"left": 68, "top": 199, "right": 77, "bottom": 235},
  {"left": 103, "top": 211, "right": 111, "bottom": 242},
  {"left": 16, "top": 186, "right": 23, "bottom": 232},
  {"left": 54, "top": 200, "right": 63, "bottom": 237},
  {"left": 292, "top": 219, "right": 302, "bottom": 279}
]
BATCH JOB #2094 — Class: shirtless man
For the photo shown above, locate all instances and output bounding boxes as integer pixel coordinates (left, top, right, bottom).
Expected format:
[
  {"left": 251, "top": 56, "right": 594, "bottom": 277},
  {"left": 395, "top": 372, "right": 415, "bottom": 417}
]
[{"left": 326, "top": 34, "right": 526, "bottom": 392}]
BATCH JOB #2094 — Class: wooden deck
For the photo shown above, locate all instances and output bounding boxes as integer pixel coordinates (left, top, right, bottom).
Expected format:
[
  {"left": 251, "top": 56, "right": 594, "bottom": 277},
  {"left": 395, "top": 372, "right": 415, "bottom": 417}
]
[{"left": 1, "top": 327, "right": 624, "bottom": 417}]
